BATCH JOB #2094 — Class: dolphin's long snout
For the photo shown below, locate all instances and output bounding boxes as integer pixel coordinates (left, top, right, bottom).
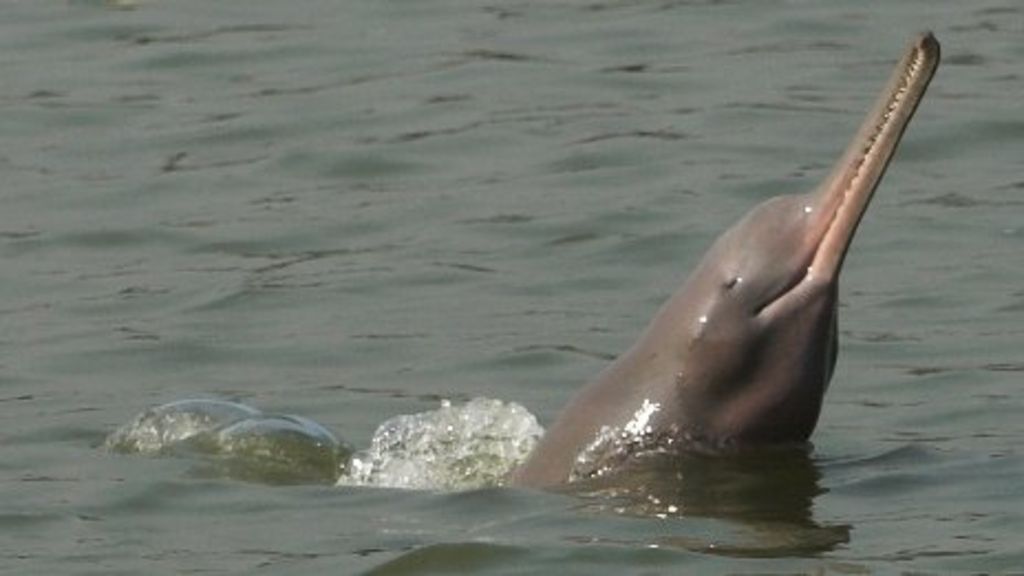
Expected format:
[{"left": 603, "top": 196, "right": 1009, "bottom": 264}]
[{"left": 809, "top": 32, "right": 940, "bottom": 281}]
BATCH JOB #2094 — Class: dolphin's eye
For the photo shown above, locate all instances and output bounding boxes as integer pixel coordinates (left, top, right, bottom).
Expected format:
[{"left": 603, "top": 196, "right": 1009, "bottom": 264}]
[{"left": 724, "top": 276, "right": 743, "bottom": 290}]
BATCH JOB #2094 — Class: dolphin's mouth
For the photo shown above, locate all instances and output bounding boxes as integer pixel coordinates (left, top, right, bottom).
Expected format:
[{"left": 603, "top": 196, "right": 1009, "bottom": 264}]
[
  {"left": 759, "top": 33, "right": 940, "bottom": 319},
  {"left": 808, "top": 32, "right": 940, "bottom": 281}
]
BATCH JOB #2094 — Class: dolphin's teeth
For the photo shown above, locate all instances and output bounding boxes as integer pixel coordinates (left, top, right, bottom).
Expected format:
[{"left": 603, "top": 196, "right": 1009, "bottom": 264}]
[{"left": 843, "top": 42, "right": 928, "bottom": 199}]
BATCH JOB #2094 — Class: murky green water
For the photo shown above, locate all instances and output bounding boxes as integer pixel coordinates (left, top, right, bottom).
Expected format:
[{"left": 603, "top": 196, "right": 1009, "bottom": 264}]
[{"left": 3, "top": 0, "right": 1022, "bottom": 573}]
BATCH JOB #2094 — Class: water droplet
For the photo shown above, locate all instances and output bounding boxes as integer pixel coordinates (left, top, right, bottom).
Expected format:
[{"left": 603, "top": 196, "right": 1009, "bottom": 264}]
[{"left": 803, "top": 205, "right": 813, "bottom": 214}]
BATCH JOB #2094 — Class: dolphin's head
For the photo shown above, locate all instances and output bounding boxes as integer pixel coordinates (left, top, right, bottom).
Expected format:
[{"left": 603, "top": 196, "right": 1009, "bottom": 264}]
[
  {"left": 666, "top": 33, "right": 940, "bottom": 447},
  {"left": 510, "top": 34, "right": 940, "bottom": 488},
  {"left": 673, "top": 192, "right": 839, "bottom": 445}
]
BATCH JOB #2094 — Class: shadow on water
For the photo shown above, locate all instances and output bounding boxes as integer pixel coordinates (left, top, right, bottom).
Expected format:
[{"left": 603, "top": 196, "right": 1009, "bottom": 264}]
[
  {"left": 354, "top": 448, "right": 851, "bottom": 574},
  {"left": 564, "top": 446, "right": 851, "bottom": 557}
]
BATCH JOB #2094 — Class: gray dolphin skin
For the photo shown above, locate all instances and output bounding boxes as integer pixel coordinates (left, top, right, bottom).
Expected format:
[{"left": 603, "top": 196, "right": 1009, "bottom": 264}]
[{"left": 511, "top": 33, "right": 940, "bottom": 488}]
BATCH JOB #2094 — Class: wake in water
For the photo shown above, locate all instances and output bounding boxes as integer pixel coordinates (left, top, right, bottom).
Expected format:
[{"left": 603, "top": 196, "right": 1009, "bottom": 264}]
[
  {"left": 105, "top": 397, "right": 851, "bottom": 554},
  {"left": 106, "top": 397, "right": 543, "bottom": 489}
]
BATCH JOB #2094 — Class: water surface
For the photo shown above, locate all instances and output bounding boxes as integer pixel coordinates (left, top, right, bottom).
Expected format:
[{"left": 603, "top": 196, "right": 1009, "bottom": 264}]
[{"left": 2, "top": 0, "right": 1022, "bottom": 573}]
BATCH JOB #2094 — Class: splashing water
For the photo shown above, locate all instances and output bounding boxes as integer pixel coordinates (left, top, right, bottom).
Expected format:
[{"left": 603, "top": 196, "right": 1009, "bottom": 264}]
[
  {"left": 105, "top": 399, "right": 262, "bottom": 455},
  {"left": 105, "top": 399, "right": 352, "bottom": 484},
  {"left": 339, "top": 397, "right": 543, "bottom": 490},
  {"left": 106, "top": 397, "right": 543, "bottom": 490},
  {"left": 571, "top": 398, "right": 666, "bottom": 482}
]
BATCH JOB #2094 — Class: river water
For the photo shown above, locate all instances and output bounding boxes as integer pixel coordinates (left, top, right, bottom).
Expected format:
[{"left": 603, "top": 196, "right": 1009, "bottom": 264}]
[{"left": 2, "top": 0, "right": 1022, "bottom": 573}]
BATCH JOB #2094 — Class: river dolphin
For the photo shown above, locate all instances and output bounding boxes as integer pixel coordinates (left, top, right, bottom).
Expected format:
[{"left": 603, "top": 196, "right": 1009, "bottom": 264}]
[{"left": 512, "top": 33, "right": 940, "bottom": 487}]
